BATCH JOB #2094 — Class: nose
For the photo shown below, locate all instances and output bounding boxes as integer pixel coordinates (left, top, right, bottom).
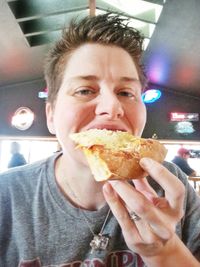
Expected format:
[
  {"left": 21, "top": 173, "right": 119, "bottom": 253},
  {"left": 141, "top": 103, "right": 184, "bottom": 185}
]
[{"left": 95, "top": 91, "right": 124, "bottom": 120}]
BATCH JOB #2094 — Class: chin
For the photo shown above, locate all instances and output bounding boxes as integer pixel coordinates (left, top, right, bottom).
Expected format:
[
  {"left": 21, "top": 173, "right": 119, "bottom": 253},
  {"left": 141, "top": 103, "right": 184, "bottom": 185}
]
[
  {"left": 62, "top": 146, "right": 89, "bottom": 170},
  {"left": 73, "top": 147, "right": 89, "bottom": 166}
]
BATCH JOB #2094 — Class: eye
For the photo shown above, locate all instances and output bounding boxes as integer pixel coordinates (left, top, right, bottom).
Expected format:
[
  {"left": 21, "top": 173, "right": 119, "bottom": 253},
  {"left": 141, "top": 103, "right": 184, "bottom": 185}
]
[
  {"left": 74, "top": 88, "right": 96, "bottom": 96},
  {"left": 117, "top": 90, "right": 135, "bottom": 98}
]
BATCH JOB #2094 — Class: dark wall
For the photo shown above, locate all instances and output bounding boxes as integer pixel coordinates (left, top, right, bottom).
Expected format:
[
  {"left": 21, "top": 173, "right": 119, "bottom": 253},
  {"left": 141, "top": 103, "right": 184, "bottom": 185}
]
[
  {"left": 142, "top": 89, "right": 200, "bottom": 140},
  {"left": 0, "top": 79, "right": 51, "bottom": 137}
]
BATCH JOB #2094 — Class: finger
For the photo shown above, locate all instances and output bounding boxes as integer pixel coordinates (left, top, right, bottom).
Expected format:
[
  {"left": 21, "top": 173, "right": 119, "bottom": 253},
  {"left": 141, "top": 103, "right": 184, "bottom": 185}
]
[
  {"left": 108, "top": 180, "right": 173, "bottom": 240},
  {"left": 103, "top": 184, "right": 166, "bottom": 256},
  {"left": 127, "top": 208, "right": 161, "bottom": 243},
  {"left": 139, "top": 158, "right": 185, "bottom": 213},
  {"left": 102, "top": 182, "right": 141, "bottom": 242},
  {"left": 132, "top": 178, "right": 158, "bottom": 202},
  {"left": 132, "top": 218, "right": 162, "bottom": 244},
  {"left": 133, "top": 179, "right": 171, "bottom": 210}
]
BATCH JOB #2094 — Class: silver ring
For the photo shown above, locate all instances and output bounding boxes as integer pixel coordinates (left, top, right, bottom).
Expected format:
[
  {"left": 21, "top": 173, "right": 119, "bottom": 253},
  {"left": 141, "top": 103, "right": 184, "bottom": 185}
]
[{"left": 129, "top": 211, "right": 141, "bottom": 222}]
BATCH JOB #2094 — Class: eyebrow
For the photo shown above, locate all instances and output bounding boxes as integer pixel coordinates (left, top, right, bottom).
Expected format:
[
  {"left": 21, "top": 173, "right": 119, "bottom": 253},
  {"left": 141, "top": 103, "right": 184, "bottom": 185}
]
[
  {"left": 119, "top": 77, "right": 140, "bottom": 83},
  {"left": 68, "top": 75, "right": 140, "bottom": 83},
  {"left": 72, "top": 75, "right": 98, "bottom": 81}
]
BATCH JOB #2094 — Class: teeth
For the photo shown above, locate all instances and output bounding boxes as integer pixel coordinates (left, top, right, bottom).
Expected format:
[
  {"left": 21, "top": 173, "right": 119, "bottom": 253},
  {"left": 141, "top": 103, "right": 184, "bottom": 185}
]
[{"left": 94, "top": 127, "right": 125, "bottom": 132}]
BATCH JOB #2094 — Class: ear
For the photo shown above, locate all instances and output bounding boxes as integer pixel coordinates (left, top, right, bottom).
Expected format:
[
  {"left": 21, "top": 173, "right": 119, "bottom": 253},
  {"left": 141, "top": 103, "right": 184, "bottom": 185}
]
[{"left": 46, "top": 102, "right": 56, "bottom": 134}]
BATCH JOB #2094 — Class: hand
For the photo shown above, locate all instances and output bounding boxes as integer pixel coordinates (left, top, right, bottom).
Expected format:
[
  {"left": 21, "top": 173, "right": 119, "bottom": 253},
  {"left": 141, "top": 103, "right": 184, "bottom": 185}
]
[{"left": 102, "top": 157, "right": 185, "bottom": 258}]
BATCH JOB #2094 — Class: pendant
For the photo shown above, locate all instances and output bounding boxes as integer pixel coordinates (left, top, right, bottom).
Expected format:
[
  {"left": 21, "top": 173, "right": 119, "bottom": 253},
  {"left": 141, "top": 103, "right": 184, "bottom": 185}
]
[{"left": 90, "top": 234, "right": 110, "bottom": 253}]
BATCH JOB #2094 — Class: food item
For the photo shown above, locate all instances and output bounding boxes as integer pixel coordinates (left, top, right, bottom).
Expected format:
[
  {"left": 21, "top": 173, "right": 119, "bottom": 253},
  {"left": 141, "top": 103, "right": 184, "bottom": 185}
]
[{"left": 70, "top": 129, "right": 167, "bottom": 181}]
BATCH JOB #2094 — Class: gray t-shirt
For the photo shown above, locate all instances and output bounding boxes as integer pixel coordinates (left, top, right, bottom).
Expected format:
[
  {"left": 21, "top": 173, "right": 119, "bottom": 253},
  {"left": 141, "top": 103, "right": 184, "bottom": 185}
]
[{"left": 0, "top": 153, "right": 199, "bottom": 266}]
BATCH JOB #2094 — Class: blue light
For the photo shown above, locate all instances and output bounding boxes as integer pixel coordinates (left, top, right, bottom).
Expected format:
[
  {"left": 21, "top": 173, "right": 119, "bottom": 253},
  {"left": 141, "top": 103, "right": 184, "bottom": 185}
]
[
  {"left": 38, "top": 91, "right": 48, "bottom": 99},
  {"left": 142, "top": 89, "right": 162, "bottom": 103}
]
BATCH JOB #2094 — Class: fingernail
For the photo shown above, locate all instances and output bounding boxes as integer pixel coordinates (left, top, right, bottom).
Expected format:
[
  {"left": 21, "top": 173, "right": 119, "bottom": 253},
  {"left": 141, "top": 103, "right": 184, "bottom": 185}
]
[
  {"left": 103, "top": 182, "right": 114, "bottom": 194},
  {"left": 140, "top": 157, "right": 153, "bottom": 167},
  {"left": 108, "top": 180, "right": 121, "bottom": 187}
]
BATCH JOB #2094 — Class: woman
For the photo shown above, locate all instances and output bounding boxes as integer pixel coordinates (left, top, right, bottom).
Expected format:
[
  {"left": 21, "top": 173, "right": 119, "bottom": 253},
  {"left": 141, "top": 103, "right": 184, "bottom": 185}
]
[{"left": 0, "top": 13, "right": 199, "bottom": 266}]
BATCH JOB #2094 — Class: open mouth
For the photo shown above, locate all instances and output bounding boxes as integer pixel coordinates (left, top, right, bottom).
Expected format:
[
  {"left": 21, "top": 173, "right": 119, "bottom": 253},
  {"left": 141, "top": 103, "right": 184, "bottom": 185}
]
[{"left": 90, "top": 127, "right": 127, "bottom": 132}]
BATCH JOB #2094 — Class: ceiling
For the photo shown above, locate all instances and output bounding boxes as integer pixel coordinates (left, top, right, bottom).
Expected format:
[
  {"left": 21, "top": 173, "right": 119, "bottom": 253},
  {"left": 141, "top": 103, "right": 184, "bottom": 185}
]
[{"left": 0, "top": 0, "right": 200, "bottom": 99}]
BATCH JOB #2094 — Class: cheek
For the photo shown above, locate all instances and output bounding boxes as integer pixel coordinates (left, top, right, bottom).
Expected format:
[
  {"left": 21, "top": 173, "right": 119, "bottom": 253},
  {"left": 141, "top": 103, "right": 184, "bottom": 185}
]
[
  {"left": 127, "top": 102, "right": 146, "bottom": 134},
  {"left": 54, "top": 102, "right": 94, "bottom": 133}
]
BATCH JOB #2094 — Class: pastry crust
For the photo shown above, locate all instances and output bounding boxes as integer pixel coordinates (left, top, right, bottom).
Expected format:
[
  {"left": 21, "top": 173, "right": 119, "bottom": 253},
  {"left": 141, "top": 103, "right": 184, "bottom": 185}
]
[{"left": 70, "top": 129, "right": 167, "bottom": 181}]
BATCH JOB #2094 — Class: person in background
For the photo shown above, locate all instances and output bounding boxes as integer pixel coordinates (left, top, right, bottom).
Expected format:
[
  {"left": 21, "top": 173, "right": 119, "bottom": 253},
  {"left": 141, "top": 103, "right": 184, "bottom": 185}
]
[
  {"left": 0, "top": 13, "right": 200, "bottom": 266},
  {"left": 172, "top": 147, "right": 197, "bottom": 176},
  {"left": 8, "top": 141, "right": 27, "bottom": 168}
]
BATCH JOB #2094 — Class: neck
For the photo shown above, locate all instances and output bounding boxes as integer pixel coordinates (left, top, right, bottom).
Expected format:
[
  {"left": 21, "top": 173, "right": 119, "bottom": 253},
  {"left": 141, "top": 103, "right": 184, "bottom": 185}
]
[{"left": 55, "top": 153, "right": 106, "bottom": 210}]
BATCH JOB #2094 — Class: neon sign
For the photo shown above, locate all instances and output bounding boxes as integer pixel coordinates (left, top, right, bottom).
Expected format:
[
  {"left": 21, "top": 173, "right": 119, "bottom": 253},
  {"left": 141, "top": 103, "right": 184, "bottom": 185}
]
[
  {"left": 142, "top": 89, "right": 162, "bottom": 103},
  {"left": 170, "top": 112, "right": 199, "bottom": 122}
]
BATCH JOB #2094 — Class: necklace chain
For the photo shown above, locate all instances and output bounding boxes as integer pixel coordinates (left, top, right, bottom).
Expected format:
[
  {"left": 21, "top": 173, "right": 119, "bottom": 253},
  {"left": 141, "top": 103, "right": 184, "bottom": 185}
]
[{"left": 64, "top": 178, "right": 111, "bottom": 253}]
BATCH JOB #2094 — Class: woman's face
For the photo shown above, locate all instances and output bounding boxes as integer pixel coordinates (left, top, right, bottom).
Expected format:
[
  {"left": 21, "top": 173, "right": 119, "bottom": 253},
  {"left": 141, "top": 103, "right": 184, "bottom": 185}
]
[{"left": 46, "top": 43, "right": 146, "bottom": 161}]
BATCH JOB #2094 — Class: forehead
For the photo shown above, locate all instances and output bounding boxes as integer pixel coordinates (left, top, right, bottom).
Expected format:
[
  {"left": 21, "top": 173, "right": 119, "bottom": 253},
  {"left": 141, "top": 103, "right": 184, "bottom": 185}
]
[{"left": 61, "top": 43, "right": 139, "bottom": 81}]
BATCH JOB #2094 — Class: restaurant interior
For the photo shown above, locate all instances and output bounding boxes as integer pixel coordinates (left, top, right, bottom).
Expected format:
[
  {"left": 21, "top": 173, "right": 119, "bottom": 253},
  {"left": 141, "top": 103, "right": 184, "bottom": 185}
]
[{"left": 0, "top": 0, "right": 200, "bottom": 192}]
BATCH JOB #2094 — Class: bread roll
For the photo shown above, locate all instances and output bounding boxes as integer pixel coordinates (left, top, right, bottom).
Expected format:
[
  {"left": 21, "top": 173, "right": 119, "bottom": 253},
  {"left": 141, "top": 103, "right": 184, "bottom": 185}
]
[{"left": 70, "top": 129, "right": 167, "bottom": 181}]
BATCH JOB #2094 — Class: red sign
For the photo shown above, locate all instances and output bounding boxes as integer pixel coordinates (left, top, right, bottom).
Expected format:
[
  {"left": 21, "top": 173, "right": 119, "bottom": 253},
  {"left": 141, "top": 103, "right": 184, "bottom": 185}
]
[{"left": 170, "top": 112, "right": 199, "bottom": 122}]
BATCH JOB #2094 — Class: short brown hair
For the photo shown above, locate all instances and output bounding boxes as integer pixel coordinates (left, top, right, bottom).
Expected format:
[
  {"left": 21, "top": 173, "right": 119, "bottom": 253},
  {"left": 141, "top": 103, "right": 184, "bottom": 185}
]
[{"left": 44, "top": 13, "right": 147, "bottom": 105}]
